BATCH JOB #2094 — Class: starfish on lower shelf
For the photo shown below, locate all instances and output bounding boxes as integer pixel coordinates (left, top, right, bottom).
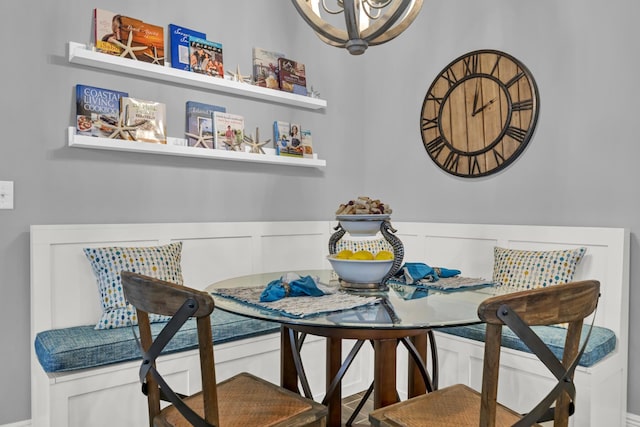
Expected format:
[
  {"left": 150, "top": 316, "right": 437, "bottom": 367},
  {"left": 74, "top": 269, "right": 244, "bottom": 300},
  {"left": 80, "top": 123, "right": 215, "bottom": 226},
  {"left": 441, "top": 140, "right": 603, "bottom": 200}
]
[
  {"left": 112, "top": 31, "right": 147, "bottom": 60},
  {"left": 143, "top": 45, "right": 164, "bottom": 64},
  {"left": 185, "top": 126, "right": 213, "bottom": 149},
  {"left": 97, "top": 111, "right": 145, "bottom": 140},
  {"left": 243, "top": 128, "right": 270, "bottom": 154}
]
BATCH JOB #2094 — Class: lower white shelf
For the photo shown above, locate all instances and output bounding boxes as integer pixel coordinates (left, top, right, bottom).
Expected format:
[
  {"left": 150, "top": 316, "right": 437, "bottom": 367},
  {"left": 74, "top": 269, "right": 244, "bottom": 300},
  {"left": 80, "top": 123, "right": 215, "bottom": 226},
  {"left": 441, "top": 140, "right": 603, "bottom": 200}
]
[{"left": 67, "top": 127, "right": 326, "bottom": 169}]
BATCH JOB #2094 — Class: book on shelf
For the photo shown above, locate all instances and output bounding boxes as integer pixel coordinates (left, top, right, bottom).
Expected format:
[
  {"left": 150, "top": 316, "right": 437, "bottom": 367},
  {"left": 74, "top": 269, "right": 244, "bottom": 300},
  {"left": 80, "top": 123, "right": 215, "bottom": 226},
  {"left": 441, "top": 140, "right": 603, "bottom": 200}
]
[
  {"left": 252, "top": 47, "right": 284, "bottom": 89},
  {"left": 283, "top": 123, "right": 304, "bottom": 157},
  {"left": 185, "top": 101, "right": 226, "bottom": 149},
  {"left": 188, "top": 36, "right": 224, "bottom": 77},
  {"left": 93, "top": 9, "right": 165, "bottom": 65},
  {"left": 278, "top": 57, "right": 307, "bottom": 96},
  {"left": 169, "top": 24, "right": 206, "bottom": 71},
  {"left": 301, "top": 129, "right": 314, "bottom": 158},
  {"left": 213, "top": 111, "right": 244, "bottom": 151},
  {"left": 75, "top": 84, "right": 128, "bottom": 138},
  {"left": 273, "top": 120, "right": 290, "bottom": 155},
  {"left": 121, "top": 97, "right": 167, "bottom": 143}
]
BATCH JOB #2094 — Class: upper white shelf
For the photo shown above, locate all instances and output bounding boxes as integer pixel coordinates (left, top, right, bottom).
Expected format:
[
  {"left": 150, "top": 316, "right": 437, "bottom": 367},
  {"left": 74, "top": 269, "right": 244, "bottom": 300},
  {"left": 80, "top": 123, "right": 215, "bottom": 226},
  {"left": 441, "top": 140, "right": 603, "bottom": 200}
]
[
  {"left": 67, "top": 128, "right": 326, "bottom": 169},
  {"left": 67, "top": 42, "right": 328, "bottom": 110}
]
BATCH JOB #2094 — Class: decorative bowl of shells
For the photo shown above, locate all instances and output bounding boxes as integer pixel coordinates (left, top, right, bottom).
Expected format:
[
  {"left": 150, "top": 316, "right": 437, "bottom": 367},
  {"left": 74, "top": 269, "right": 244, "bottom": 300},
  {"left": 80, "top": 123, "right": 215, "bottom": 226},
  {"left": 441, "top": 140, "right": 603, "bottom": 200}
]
[{"left": 335, "top": 197, "right": 393, "bottom": 237}]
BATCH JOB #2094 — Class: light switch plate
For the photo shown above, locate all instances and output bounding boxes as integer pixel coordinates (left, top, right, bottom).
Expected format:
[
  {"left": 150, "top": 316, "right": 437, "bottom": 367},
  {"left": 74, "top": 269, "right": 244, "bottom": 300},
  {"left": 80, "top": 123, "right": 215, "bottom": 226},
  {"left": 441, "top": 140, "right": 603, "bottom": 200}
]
[{"left": 0, "top": 181, "right": 14, "bottom": 209}]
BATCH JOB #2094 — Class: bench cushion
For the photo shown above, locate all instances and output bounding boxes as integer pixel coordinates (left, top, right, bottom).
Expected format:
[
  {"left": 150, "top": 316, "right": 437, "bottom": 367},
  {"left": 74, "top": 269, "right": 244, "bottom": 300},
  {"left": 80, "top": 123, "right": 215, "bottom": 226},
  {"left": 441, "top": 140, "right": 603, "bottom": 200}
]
[
  {"left": 35, "top": 310, "right": 280, "bottom": 373},
  {"left": 438, "top": 323, "right": 616, "bottom": 367}
]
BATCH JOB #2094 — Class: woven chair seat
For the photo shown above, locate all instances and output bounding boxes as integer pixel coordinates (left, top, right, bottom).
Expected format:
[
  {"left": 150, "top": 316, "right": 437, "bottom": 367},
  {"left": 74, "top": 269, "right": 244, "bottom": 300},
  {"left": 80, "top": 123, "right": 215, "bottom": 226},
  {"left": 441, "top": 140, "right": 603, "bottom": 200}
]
[{"left": 371, "top": 384, "right": 540, "bottom": 427}]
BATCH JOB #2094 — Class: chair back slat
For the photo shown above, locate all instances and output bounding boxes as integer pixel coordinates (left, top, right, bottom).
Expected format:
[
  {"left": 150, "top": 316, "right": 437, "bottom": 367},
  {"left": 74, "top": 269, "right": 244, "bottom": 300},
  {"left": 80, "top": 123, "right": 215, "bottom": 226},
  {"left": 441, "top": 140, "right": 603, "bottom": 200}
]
[
  {"left": 478, "top": 280, "right": 600, "bottom": 326},
  {"left": 122, "top": 271, "right": 214, "bottom": 318}
]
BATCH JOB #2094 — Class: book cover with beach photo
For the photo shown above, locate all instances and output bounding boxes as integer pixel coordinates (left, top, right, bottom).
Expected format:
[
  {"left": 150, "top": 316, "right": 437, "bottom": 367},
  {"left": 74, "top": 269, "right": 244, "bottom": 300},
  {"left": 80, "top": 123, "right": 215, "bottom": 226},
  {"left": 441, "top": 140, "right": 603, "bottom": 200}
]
[
  {"left": 253, "top": 47, "right": 284, "bottom": 89},
  {"left": 94, "top": 9, "right": 164, "bottom": 65},
  {"left": 185, "top": 101, "right": 226, "bottom": 149},
  {"left": 213, "top": 111, "right": 244, "bottom": 151},
  {"left": 188, "top": 36, "right": 224, "bottom": 77}
]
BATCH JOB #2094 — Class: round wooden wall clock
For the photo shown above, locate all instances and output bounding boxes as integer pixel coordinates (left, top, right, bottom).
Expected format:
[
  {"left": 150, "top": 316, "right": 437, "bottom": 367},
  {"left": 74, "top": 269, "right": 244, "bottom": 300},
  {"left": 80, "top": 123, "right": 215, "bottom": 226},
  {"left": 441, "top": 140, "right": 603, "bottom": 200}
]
[{"left": 420, "top": 50, "right": 539, "bottom": 177}]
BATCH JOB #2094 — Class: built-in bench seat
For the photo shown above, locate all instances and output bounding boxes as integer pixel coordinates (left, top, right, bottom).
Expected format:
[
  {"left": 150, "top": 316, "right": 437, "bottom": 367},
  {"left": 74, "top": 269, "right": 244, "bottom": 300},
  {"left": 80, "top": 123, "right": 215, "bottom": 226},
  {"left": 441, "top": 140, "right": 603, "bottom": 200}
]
[
  {"left": 439, "top": 324, "right": 616, "bottom": 368},
  {"left": 34, "top": 310, "right": 279, "bottom": 373},
  {"left": 30, "top": 222, "right": 629, "bottom": 427}
]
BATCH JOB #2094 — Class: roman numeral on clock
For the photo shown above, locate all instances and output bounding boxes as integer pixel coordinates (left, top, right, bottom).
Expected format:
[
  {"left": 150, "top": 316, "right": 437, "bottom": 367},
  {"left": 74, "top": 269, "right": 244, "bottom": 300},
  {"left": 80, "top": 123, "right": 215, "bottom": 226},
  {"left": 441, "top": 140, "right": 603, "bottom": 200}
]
[
  {"left": 463, "top": 54, "right": 479, "bottom": 76},
  {"left": 421, "top": 116, "right": 439, "bottom": 132},
  {"left": 425, "top": 136, "right": 445, "bottom": 157},
  {"left": 512, "top": 99, "right": 534, "bottom": 111},
  {"left": 470, "top": 156, "right": 482, "bottom": 175},
  {"left": 425, "top": 90, "right": 443, "bottom": 105},
  {"left": 505, "top": 126, "right": 527, "bottom": 143},
  {"left": 441, "top": 69, "right": 459, "bottom": 87},
  {"left": 443, "top": 151, "right": 460, "bottom": 172},
  {"left": 505, "top": 71, "right": 525, "bottom": 88}
]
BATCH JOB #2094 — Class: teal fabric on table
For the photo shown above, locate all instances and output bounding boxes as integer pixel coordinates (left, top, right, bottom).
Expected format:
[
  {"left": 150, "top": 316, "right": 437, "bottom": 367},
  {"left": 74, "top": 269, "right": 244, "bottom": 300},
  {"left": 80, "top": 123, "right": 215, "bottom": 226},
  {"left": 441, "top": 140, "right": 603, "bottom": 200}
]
[
  {"left": 260, "top": 274, "right": 325, "bottom": 302},
  {"left": 34, "top": 310, "right": 279, "bottom": 373},
  {"left": 439, "top": 323, "right": 616, "bottom": 367},
  {"left": 396, "top": 262, "right": 461, "bottom": 284}
]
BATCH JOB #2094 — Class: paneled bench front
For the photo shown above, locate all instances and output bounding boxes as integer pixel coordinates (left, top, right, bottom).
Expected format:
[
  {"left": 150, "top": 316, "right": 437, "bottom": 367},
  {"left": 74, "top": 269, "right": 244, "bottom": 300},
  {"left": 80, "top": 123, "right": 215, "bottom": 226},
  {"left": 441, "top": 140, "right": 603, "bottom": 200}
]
[{"left": 30, "top": 222, "right": 629, "bottom": 427}]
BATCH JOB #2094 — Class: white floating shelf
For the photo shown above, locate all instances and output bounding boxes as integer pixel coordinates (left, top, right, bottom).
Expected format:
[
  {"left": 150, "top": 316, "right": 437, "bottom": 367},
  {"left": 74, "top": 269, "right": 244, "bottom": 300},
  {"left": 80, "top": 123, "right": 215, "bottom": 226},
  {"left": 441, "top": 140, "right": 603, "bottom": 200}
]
[
  {"left": 67, "top": 42, "right": 327, "bottom": 110},
  {"left": 68, "top": 128, "right": 327, "bottom": 169}
]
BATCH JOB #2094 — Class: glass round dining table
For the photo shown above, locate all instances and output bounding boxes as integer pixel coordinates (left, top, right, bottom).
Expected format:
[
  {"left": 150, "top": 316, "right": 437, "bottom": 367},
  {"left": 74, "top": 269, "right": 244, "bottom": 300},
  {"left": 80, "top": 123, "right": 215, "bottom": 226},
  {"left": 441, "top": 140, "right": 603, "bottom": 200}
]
[{"left": 206, "top": 270, "right": 497, "bottom": 427}]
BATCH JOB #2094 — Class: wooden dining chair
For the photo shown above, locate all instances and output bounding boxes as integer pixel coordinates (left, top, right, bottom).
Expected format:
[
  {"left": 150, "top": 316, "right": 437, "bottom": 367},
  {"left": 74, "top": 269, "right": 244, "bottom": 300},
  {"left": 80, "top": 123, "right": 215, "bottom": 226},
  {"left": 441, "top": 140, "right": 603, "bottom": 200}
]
[
  {"left": 121, "top": 271, "right": 327, "bottom": 427},
  {"left": 369, "top": 280, "right": 600, "bottom": 427}
]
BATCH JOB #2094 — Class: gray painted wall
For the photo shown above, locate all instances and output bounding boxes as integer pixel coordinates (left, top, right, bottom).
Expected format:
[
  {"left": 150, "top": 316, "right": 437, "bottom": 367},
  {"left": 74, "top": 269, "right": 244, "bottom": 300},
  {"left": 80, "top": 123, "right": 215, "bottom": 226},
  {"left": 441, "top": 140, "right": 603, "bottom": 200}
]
[{"left": 0, "top": 0, "right": 637, "bottom": 424}]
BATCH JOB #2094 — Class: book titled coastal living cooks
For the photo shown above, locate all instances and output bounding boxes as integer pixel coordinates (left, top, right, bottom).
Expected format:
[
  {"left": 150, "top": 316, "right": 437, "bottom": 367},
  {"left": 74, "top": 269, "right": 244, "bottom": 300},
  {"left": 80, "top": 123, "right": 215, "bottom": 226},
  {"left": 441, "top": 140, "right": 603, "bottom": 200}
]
[
  {"left": 169, "top": 24, "right": 206, "bottom": 71},
  {"left": 75, "top": 84, "right": 128, "bottom": 137}
]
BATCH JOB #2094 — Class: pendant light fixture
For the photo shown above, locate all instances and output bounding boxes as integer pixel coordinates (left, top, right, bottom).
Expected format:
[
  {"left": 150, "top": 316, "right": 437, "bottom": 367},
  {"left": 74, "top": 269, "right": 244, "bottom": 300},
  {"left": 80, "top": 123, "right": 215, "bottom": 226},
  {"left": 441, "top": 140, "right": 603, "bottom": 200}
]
[{"left": 292, "top": 0, "right": 423, "bottom": 55}]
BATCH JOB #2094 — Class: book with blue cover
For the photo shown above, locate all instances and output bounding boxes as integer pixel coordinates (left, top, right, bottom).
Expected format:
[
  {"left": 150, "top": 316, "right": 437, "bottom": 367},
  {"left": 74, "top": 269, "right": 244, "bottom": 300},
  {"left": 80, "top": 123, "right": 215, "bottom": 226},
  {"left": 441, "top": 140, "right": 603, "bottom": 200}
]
[
  {"left": 75, "top": 84, "right": 128, "bottom": 137},
  {"left": 273, "top": 121, "right": 290, "bottom": 155},
  {"left": 185, "top": 101, "right": 226, "bottom": 149},
  {"left": 169, "top": 24, "right": 206, "bottom": 71},
  {"left": 188, "top": 36, "right": 224, "bottom": 77}
]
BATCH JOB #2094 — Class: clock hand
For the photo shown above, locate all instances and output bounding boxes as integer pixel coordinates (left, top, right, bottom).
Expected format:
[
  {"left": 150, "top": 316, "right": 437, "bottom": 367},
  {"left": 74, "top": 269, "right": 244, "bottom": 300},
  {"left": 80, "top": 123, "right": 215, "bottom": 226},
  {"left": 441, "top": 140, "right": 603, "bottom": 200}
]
[
  {"left": 472, "top": 81, "right": 480, "bottom": 114},
  {"left": 472, "top": 98, "right": 496, "bottom": 116}
]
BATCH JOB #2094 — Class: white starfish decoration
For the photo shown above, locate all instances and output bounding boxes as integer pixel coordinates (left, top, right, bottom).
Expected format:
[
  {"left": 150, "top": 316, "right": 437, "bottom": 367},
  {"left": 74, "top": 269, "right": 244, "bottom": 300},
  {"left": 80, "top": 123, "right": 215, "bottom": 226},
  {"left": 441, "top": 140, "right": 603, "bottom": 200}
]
[
  {"left": 185, "top": 125, "right": 213, "bottom": 149},
  {"left": 97, "top": 111, "right": 145, "bottom": 140},
  {"left": 243, "top": 128, "right": 270, "bottom": 154},
  {"left": 226, "top": 64, "right": 252, "bottom": 83},
  {"left": 111, "top": 30, "right": 147, "bottom": 60},
  {"left": 143, "top": 45, "right": 164, "bottom": 65},
  {"left": 308, "top": 85, "right": 321, "bottom": 98}
]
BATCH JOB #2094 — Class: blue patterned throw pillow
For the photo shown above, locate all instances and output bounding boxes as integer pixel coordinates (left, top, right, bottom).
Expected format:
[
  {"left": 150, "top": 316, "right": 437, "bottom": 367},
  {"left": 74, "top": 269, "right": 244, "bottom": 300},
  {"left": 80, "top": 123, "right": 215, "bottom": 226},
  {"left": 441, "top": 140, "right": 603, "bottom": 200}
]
[{"left": 83, "top": 242, "right": 183, "bottom": 329}]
